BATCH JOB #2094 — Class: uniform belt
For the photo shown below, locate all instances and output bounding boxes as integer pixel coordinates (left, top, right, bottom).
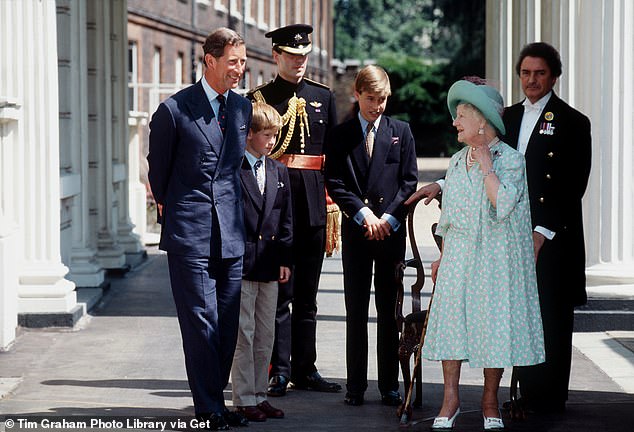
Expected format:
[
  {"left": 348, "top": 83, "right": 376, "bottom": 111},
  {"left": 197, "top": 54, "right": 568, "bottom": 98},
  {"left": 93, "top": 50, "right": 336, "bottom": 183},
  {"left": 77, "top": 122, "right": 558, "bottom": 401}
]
[{"left": 277, "top": 154, "right": 325, "bottom": 171}]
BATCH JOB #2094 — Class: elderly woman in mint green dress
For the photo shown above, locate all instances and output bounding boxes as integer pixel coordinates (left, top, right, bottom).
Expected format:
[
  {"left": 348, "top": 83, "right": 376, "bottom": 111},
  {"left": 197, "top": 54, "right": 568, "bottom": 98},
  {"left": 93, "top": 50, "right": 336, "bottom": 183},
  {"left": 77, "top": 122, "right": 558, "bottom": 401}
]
[{"left": 422, "top": 79, "right": 545, "bottom": 431}]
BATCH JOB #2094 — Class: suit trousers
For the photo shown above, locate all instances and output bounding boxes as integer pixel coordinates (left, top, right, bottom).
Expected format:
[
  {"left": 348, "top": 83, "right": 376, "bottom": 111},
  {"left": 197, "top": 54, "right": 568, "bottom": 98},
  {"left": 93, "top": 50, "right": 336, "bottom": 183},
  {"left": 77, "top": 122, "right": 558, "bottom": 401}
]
[
  {"left": 231, "top": 279, "right": 278, "bottom": 406},
  {"left": 270, "top": 200, "right": 325, "bottom": 380},
  {"left": 167, "top": 254, "right": 242, "bottom": 415},
  {"left": 341, "top": 224, "right": 405, "bottom": 395},
  {"left": 516, "top": 234, "right": 575, "bottom": 407}
]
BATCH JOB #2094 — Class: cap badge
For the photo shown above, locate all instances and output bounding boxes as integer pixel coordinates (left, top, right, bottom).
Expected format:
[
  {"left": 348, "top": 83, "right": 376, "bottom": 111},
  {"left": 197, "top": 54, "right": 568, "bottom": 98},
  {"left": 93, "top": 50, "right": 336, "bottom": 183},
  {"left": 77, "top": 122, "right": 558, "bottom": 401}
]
[
  {"left": 294, "top": 33, "right": 302, "bottom": 41},
  {"left": 544, "top": 112, "right": 554, "bottom": 121},
  {"left": 309, "top": 101, "right": 322, "bottom": 108}
]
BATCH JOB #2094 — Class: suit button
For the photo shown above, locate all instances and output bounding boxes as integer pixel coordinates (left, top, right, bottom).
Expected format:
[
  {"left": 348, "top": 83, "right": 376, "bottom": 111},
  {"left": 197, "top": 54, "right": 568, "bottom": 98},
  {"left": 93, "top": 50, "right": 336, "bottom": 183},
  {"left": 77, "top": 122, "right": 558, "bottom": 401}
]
[
  {"left": 539, "top": 197, "right": 545, "bottom": 203},
  {"left": 546, "top": 174, "right": 551, "bottom": 179},
  {"left": 547, "top": 152, "right": 554, "bottom": 158},
  {"left": 364, "top": 198, "right": 369, "bottom": 204},
  {"left": 258, "top": 235, "right": 262, "bottom": 240},
  {"left": 271, "top": 235, "right": 275, "bottom": 240},
  {"left": 379, "top": 197, "right": 384, "bottom": 203}
]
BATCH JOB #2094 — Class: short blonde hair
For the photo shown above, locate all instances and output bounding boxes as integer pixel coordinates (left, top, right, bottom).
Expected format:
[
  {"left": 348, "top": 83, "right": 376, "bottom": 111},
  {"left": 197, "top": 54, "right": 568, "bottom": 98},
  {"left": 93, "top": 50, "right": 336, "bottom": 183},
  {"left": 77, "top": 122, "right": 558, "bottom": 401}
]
[
  {"left": 250, "top": 102, "right": 283, "bottom": 133},
  {"left": 354, "top": 65, "right": 391, "bottom": 97}
]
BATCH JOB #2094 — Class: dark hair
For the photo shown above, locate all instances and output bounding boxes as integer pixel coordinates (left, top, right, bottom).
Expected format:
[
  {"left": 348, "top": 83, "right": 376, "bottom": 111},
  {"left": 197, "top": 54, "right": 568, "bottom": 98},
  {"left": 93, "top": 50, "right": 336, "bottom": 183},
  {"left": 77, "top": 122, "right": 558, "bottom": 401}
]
[
  {"left": 515, "top": 42, "right": 562, "bottom": 77},
  {"left": 202, "top": 27, "right": 244, "bottom": 61}
]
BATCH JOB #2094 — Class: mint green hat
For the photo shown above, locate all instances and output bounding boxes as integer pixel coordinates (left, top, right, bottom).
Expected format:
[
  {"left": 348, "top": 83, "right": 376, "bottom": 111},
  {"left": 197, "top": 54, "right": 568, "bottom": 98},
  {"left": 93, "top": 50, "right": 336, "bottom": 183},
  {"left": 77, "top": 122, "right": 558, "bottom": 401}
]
[{"left": 447, "top": 80, "right": 506, "bottom": 135}]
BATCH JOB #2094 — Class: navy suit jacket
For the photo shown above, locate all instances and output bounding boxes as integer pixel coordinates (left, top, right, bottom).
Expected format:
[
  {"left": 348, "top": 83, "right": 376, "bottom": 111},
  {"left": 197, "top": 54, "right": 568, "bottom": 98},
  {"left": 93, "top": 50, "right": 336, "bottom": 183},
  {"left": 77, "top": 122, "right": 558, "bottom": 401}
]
[
  {"left": 325, "top": 115, "right": 418, "bottom": 233},
  {"left": 241, "top": 157, "right": 293, "bottom": 282},
  {"left": 503, "top": 92, "right": 591, "bottom": 305},
  {"left": 148, "top": 80, "right": 253, "bottom": 258}
]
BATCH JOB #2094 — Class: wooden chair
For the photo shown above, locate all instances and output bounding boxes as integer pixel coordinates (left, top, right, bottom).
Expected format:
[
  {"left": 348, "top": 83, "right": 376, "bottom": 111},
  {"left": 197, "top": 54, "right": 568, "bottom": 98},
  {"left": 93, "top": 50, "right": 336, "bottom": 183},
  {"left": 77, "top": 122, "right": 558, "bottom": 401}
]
[{"left": 395, "top": 198, "right": 442, "bottom": 425}]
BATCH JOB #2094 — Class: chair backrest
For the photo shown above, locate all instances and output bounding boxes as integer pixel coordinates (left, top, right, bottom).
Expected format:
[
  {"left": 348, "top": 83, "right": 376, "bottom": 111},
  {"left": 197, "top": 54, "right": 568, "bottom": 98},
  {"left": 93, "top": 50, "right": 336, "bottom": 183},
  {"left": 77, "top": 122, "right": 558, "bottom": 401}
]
[{"left": 395, "top": 199, "right": 425, "bottom": 331}]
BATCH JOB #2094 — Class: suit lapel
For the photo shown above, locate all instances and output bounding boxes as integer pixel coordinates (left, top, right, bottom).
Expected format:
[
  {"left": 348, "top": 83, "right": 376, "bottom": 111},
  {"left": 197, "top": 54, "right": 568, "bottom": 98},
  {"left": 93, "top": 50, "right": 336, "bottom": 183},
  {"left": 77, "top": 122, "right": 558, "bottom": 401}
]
[
  {"left": 262, "top": 161, "right": 279, "bottom": 219},
  {"left": 240, "top": 159, "right": 264, "bottom": 210},
  {"left": 349, "top": 121, "right": 370, "bottom": 185},
  {"left": 185, "top": 81, "right": 223, "bottom": 155}
]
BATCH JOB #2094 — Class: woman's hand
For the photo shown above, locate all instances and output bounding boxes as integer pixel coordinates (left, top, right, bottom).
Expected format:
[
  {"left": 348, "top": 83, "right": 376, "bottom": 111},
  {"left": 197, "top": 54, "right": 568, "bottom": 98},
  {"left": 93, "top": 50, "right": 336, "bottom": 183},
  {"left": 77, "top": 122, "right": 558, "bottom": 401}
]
[
  {"left": 431, "top": 257, "right": 442, "bottom": 284},
  {"left": 472, "top": 145, "right": 493, "bottom": 174}
]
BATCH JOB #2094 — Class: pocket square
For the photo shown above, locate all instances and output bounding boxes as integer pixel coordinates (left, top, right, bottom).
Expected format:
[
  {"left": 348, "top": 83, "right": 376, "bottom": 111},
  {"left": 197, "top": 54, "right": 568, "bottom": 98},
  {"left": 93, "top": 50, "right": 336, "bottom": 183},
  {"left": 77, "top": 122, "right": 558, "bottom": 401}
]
[
  {"left": 239, "top": 124, "right": 247, "bottom": 130},
  {"left": 391, "top": 137, "right": 399, "bottom": 144}
]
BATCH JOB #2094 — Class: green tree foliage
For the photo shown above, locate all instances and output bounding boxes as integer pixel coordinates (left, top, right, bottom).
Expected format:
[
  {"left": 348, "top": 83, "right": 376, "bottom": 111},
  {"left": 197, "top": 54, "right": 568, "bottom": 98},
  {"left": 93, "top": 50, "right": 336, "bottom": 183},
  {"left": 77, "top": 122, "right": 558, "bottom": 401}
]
[
  {"left": 334, "top": 0, "right": 485, "bottom": 155},
  {"left": 378, "top": 54, "right": 453, "bottom": 156}
]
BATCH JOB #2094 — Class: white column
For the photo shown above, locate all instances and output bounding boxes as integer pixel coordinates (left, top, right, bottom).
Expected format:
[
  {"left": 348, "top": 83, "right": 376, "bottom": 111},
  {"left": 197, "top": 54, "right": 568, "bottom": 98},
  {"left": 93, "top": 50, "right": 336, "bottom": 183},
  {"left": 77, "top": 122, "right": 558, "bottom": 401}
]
[
  {"left": 128, "top": 112, "right": 150, "bottom": 244},
  {"left": 487, "top": 0, "right": 634, "bottom": 285},
  {"left": 87, "top": 0, "right": 127, "bottom": 269},
  {"left": 57, "top": 0, "right": 106, "bottom": 288},
  {"left": 112, "top": 0, "right": 144, "bottom": 257},
  {"left": 0, "top": 99, "right": 21, "bottom": 348},
  {"left": 0, "top": 0, "right": 78, "bottom": 316},
  {"left": 583, "top": 0, "right": 634, "bottom": 282}
]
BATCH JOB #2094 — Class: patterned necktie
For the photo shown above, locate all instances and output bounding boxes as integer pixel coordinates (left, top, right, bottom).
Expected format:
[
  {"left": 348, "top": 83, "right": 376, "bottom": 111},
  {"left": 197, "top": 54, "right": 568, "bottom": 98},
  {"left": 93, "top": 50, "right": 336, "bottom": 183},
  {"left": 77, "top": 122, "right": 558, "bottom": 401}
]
[
  {"left": 365, "top": 122, "right": 375, "bottom": 158},
  {"left": 254, "top": 159, "right": 265, "bottom": 194},
  {"left": 217, "top": 94, "right": 227, "bottom": 135}
]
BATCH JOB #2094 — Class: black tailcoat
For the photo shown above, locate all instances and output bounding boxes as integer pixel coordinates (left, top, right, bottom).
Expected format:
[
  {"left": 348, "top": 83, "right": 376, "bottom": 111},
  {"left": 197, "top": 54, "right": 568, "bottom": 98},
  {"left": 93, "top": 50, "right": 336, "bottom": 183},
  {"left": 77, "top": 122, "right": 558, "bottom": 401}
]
[{"left": 503, "top": 91, "right": 591, "bottom": 407}]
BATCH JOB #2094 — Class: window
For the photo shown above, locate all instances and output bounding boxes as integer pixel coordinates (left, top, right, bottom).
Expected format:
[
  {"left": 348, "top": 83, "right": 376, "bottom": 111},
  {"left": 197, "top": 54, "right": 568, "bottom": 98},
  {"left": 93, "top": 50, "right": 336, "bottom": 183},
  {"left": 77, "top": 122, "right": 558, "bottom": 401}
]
[
  {"left": 153, "top": 47, "right": 162, "bottom": 85},
  {"left": 176, "top": 52, "right": 184, "bottom": 86},
  {"left": 128, "top": 42, "right": 138, "bottom": 111}
]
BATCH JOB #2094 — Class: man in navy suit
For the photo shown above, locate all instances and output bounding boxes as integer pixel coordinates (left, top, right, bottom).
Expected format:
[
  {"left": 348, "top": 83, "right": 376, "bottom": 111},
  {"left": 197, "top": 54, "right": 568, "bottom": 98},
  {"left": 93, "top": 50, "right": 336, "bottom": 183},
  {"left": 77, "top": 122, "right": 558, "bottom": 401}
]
[
  {"left": 147, "top": 28, "right": 252, "bottom": 431},
  {"left": 502, "top": 42, "right": 591, "bottom": 413},
  {"left": 325, "top": 65, "right": 418, "bottom": 407}
]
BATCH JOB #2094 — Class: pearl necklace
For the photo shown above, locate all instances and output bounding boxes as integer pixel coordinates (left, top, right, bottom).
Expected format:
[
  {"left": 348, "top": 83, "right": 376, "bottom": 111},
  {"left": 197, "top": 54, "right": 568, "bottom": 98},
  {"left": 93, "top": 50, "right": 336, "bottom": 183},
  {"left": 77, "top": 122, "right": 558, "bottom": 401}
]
[
  {"left": 466, "top": 137, "right": 500, "bottom": 168},
  {"left": 466, "top": 147, "right": 477, "bottom": 168}
]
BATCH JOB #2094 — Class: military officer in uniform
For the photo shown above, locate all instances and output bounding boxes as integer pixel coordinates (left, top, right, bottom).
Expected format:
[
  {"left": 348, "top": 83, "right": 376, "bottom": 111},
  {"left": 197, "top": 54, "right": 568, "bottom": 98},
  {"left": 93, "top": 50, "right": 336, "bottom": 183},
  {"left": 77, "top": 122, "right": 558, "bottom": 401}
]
[{"left": 247, "top": 24, "right": 341, "bottom": 396}]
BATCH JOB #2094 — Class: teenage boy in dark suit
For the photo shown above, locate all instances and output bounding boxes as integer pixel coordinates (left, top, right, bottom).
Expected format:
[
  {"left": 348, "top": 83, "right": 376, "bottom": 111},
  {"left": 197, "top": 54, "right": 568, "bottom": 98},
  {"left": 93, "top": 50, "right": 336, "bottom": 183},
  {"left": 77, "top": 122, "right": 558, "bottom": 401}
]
[{"left": 325, "top": 65, "right": 418, "bottom": 407}]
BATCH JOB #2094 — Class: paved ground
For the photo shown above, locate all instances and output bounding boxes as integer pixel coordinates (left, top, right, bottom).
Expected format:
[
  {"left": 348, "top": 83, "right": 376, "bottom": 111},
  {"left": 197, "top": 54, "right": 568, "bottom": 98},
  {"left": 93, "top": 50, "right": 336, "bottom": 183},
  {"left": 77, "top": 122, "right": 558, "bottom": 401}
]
[{"left": 1, "top": 158, "right": 633, "bottom": 431}]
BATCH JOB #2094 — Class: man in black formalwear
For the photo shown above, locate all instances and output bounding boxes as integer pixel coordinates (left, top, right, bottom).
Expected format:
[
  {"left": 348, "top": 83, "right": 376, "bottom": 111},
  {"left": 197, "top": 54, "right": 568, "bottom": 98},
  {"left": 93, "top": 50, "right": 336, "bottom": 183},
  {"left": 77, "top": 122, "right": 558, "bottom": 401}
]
[
  {"left": 502, "top": 42, "right": 591, "bottom": 413},
  {"left": 247, "top": 24, "right": 341, "bottom": 396}
]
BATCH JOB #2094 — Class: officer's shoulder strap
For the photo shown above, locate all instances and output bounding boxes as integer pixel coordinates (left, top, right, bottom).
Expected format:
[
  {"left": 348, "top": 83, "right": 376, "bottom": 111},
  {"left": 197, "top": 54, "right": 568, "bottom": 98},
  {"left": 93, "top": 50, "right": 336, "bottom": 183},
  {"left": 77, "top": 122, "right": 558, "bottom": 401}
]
[
  {"left": 247, "top": 80, "right": 273, "bottom": 102},
  {"left": 304, "top": 77, "right": 330, "bottom": 90}
]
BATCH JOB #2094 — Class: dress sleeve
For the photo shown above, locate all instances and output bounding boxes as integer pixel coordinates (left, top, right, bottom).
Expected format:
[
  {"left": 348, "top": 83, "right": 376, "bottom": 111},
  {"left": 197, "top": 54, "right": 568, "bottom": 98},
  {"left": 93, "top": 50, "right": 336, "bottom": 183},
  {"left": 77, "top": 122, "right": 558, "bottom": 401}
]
[{"left": 489, "top": 149, "right": 527, "bottom": 223}]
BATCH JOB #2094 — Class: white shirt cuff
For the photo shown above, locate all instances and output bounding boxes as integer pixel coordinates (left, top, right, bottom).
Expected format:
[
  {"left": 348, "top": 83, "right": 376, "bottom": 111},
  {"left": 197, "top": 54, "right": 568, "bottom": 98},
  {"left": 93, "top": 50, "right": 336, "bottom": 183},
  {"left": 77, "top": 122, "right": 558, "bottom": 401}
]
[{"left": 535, "top": 225, "right": 556, "bottom": 240}]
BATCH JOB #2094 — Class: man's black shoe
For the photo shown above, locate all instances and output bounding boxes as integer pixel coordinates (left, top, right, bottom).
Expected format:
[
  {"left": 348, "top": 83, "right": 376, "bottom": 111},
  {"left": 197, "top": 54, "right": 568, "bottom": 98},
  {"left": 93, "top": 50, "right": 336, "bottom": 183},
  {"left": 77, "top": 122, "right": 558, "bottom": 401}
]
[
  {"left": 223, "top": 408, "right": 249, "bottom": 427},
  {"left": 381, "top": 390, "right": 403, "bottom": 406},
  {"left": 267, "top": 375, "right": 289, "bottom": 397},
  {"left": 344, "top": 392, "right": 364, "bottom": 406},
  {"left": 194, "top": 413, "right": 229, "bottom": 431},
  {"left": 292, "top": 371, "right": 342, "bottom": 392}
]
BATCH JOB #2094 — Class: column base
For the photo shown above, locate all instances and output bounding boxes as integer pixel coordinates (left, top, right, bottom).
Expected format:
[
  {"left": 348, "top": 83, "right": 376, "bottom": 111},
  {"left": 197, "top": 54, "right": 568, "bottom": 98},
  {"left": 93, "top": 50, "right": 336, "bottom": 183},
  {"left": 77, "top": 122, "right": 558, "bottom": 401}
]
[{"left": 18, "top": 304, "right": 84, "bottom": 328}]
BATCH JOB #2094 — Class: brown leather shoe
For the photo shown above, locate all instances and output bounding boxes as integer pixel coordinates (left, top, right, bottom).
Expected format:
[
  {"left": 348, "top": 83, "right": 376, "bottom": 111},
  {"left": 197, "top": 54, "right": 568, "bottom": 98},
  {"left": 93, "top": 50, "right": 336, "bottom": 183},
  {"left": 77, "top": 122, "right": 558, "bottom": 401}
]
[
  {"left": 257, "top": 400, "right": 284, "bottom": 419},
  {"left": 235, "top": 406, "right": 266, "bottom": 422}
]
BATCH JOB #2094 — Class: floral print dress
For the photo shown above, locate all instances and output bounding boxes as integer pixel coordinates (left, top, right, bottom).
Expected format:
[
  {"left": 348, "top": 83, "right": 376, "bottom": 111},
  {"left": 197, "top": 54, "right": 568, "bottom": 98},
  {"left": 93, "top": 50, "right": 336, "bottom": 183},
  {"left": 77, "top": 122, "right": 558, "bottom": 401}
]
[{"left": 422, "top": 141, "right": 545, "bottom": 368}]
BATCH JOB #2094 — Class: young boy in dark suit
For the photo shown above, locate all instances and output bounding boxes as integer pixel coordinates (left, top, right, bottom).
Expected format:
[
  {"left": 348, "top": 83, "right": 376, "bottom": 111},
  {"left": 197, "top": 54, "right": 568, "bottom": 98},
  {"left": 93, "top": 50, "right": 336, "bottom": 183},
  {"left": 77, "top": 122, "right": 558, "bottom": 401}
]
[
  {"left": 231, "top": 102, "right": 293, "bottom": 422},
  {"left": 325, "top": 65, "right": 418, "bottom": 407}
]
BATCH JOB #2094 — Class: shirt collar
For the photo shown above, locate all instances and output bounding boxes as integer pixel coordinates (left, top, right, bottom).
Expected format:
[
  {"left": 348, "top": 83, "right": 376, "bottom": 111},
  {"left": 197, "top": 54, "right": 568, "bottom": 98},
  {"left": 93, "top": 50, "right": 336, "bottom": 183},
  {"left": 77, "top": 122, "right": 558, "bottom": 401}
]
[
  {"left": 244, "top": 150, "right": 265, "bottom": 168},
  {"left": 358, "top": 112, "right": 381, "bottom": 134},
  {"left": 201, "top": 77, "right": 230, "bottom": 106},
  {"left": 523, "top": 91, "right": 552, "bottom": 111}
]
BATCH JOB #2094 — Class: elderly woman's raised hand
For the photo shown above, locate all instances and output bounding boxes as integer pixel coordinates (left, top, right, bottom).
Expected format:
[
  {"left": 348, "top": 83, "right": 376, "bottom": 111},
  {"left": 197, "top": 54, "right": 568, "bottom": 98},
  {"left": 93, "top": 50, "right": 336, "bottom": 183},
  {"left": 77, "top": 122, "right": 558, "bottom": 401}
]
[{"left": 404, "top": 182, "right": 442, "bottom": 206}]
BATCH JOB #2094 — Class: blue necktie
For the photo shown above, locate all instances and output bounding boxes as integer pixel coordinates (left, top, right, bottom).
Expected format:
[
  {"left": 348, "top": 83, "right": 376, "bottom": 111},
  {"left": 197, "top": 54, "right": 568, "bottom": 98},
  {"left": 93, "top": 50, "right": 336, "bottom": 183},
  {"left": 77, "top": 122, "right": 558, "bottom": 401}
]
[
  {"left": 254, "top": 160, "right": 265, "bottom": 194},
  {"left": 217, "top": 94, "right": 227, "bottom": 135}
]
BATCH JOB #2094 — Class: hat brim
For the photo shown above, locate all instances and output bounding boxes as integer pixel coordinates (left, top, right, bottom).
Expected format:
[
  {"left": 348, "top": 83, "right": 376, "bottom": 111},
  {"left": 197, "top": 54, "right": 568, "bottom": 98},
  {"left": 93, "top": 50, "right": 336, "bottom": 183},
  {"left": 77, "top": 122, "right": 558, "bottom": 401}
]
[
  {"left": 276, "top": 43, "right": 312, "bottom": 55},
  {"left": 447, "top": 80, "right": 506, "bottom": 135}
]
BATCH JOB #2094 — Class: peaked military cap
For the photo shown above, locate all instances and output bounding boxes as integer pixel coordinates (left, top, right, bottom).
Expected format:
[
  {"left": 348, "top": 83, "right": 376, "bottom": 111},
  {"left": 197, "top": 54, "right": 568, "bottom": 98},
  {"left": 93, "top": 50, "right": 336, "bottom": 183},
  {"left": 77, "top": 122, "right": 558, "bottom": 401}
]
[{"left": 265, "top": 24, "right": 313, "bottom": 55}]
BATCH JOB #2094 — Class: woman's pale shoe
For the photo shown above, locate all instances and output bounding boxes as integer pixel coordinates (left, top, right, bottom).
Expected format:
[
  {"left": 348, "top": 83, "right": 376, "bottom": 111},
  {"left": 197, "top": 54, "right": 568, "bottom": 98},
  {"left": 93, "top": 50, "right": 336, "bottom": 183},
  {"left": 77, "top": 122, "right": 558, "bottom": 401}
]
[
  {"left": 483, "top": 410, "right": 505, "bottom": 430},
  {"left": 431, "top": 407, "right": 460, "bottom": 430}
]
